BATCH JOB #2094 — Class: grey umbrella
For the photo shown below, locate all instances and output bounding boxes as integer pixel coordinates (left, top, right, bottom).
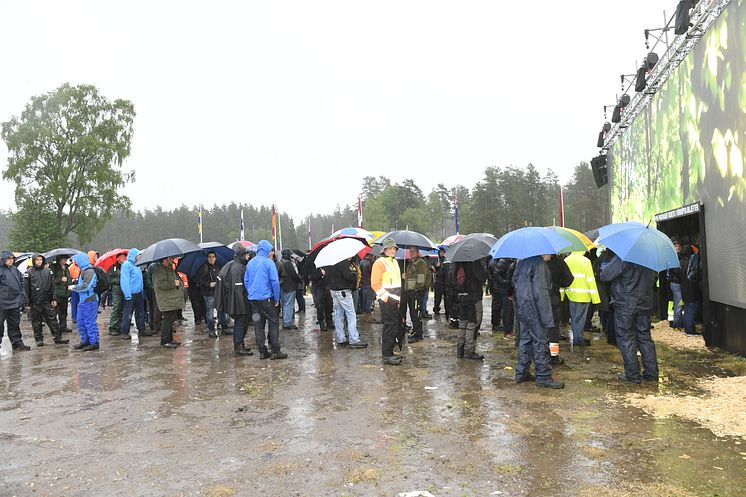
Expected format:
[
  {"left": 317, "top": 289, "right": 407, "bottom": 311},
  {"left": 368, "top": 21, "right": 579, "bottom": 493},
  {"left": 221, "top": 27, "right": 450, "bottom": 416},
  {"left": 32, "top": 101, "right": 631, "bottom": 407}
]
[
  {"left": 43, "top": 248, "right": 83, "bottom": 260},
  {"left": 136, "top": 238, "right": 202, "bottom": 266},
  {"left": 378, "top": 230, "right": 436, "bottom": 250},
  {"left": 445, "top": 233, "right": 498, "bottom": 262}
]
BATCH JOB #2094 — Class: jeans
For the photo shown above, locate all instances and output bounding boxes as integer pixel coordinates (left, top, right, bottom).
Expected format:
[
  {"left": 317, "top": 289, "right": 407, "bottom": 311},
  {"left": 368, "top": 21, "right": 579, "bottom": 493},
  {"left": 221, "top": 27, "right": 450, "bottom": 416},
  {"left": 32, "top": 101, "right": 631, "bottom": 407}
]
[
  {"left": 121, "top": 292, "right": 146, "bottom": 335},
  {"left": 281, "top": 290, "right": 296, "bottom": 327},
  {"left": 569, "top": 301, "right": 589, "bottom": 346},
  {"left": 359, "top": 285, "right": 374, "bottom": 313},
  {"left": 331, "top": 290, "right": 360, "bottom": 344},
  {"left": 614, "top": 309, "right": 659, "bottom": 381},
  {"left": 204, "top": 295, "right": 228, "bottom": 331},
  {"left": 683, "top": 301, "right": 700, "bottom": 335},
  {"left": 251, "top": 299, "right": 281, "bottom": 353},
  {"left": 231, "top": 313, "right": 250, "bottom": 348},
  {"left": 77, "top": 299, "right": 99, "bottom": 345},
  {"left": 670, "top": 282, "right": 683, "bottom": 327}
]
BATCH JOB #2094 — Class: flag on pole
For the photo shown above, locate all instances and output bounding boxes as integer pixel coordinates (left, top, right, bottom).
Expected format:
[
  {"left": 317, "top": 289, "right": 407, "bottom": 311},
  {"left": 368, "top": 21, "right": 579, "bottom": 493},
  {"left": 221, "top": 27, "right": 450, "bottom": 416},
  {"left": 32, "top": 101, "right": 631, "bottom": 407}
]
[
  {"left": 240, "top": 209, "right": 245, "bottom": 241},
  {"left": 271, "top": 205, "right": 277, "bottom": 250},
  {"left": 559, "top": 186, "right": 565, "bottom": 228},
  {"left": 357, "top": 196, "right": 364, "bottom": 228},
  {"left": 198, "top": 204, "right": 203, "bottom": 244},
  {"left": 307, "top": 218, "right": 312, "bottom": 251},
  {"left": 277, "top": 209, "right": 283, "bottom": 251},
  {"left": 454, "top": 191, "right": 460, "bottom": 234}
]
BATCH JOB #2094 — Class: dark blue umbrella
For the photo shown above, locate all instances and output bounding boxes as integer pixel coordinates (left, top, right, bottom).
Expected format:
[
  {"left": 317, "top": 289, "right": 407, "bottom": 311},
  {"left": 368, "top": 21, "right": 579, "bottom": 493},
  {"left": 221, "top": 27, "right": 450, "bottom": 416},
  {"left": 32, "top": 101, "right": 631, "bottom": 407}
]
[
  {"left": 489, "top": 227, "right": 572, "bottom": 259},
  {"left": 175, "top": 242, "right": 234, "bottom": 278},
  {"left": 136, "top": 238, "right": 202, "bottom": 266},
  {"left": 43, "top": 248, "right": 83, "bottom": 259},
  {"left": 597, "top": 222, "right": 678, "bottom": 272}
]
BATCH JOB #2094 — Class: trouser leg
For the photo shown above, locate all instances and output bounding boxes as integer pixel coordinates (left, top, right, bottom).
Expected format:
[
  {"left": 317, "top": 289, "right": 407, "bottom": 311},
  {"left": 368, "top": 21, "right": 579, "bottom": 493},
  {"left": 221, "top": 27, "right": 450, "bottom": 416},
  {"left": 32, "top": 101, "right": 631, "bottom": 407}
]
[
  {"left": 109, "top": 289, "right": 123, "bottom": 332},
  {"left": 70, "top": 292, "right": 79, "bottom": 322},
  {"left": 515, "top": 319, "right": 534, "bottom": 380},
  {"left": 296, "top": 289, "right": 306, "bottom": 312},
  {"left": 614, "top": 309, "right": 641, "bottom": 381},
  {"left": 528, "top": 322, "right": 552, "bottom": 383},
  {"left": 57, "top": 296, "right": 69, "bottom": 330},
  {"left": 635, "top": 313, "right": 658, "bottom": 379},
  {"left": 133, "top": 293, "right": 146, "bottom": 332},
  {"left": 501, "top": 293, "right": 514, "bottom": 334},
  {"left": 408, "top": 291, "right": 422, "bottom": 336},
  {"left": 433, "top": 285, "right": 443, "bottom": 313},
  {"left": 204, "top": 296, "right": 215, "bottom": 331},
  {"left": 232, "top": 314, "right": 249, "bottom": 349},
  {"left": 341, "top": 293, "right": 359, "bottom": 343},
  {"left": 41, "top": 304, "right": 61, "bottom": 339},
  {"left": 121, "top": 297, "right": 135, "bottom": 334},
  {"left": 160, "top": 310, "right": 177, "bottom": 345},
  {"left": 380, "top": 299, "right": 398, "bottom": 357},
  {"left": 569, "top": 301, "right": 589, "bottom": 346},
  {"left": 491, "top": 292, "right": 502, "bottom": 329},
  {"left": 31, "top": 306, "right": 44, "bottom": 341},
  {"left": 79, "top": 300, "right": 99, "bottom": 345}
]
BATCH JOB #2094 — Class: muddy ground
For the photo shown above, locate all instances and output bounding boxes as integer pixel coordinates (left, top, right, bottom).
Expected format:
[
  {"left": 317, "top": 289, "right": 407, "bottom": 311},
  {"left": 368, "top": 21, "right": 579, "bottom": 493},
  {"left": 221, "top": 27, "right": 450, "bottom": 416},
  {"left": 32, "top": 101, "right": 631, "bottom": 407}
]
[{"left": 1, "top": 296, "right": 745, "bottom": 497}]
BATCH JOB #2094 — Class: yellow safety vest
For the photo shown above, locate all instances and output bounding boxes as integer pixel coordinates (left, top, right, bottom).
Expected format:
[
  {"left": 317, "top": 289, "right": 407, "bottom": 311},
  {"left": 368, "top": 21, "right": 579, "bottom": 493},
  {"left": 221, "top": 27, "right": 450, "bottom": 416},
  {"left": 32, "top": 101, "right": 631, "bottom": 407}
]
[
  {"left": 373, "top": 256, "right": 402, "bottom": 302},
  {"left": 562, "top": 252, "right": 601, "bottom": 304}
]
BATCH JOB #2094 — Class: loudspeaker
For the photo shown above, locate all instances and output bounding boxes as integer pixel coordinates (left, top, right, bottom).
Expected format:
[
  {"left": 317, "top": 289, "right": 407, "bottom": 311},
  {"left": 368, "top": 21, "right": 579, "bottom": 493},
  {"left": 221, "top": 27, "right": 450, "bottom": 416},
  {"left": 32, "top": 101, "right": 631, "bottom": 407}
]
[
  {"left": 611, "top": 105, "right": 621, "bottom": 123},
  {"left": 591, "top": 155, "right": 608, "bottom": 188},
  {"left": 635, "top": 66, "right": 647, "bottom": 92}
]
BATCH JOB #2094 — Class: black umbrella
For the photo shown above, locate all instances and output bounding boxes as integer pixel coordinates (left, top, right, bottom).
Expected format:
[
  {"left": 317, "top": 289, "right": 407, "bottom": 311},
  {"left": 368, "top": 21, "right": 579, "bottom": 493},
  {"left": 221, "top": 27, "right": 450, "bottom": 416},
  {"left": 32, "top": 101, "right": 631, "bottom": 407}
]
[
  {"left": 445, "top": 233, "right": 498, "bottom": 262},
  {"left": 136, "top": 238, "right": 202, "bottom": 266},
  {"left": 584, "top": 228, "right": 600, "bottom": 243},
  {"left": 378, "top": 230, "right": 436, "bottom": 251},
  {"left": 43, "top": 248, "right": 83, "bottom": 260}
]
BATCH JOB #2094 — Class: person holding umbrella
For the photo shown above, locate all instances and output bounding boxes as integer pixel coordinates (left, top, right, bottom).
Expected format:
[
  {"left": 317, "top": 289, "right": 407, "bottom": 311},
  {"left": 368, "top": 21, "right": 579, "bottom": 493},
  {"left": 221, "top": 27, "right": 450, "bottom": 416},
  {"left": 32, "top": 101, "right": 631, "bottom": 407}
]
[
  {"left": 328, "top": 257, "right": 367, "bottom": 348},
  {"left": 600, "top": 255, "right": 659, "bottom": 384},
  {"left": 199, "top": 250, "right": 229, "bottom": 338},
  {"left": 50, "top": 255, "right": 73, "bottom": 333},
  {"left": 0, "top": 251, "right": 30, "bottom": 352},
  {"left": 512, "top": 254, "right": 564, "bottom": 388},
  {"left": 371, "top": 238, "right": 403, "bottom": 365},
  {"left": 214, "top": 244, "right": 254, "bottom": 355},
  {"left": 24, "top": 254, "right": 69, "bottom": 347},
  {"left": 403, "top": 247, "right": 432, "bottom": 343},
  {"left": 151, "top": 256, "right": 185, "bottom": 348},
  {"left": 244, "top": 240, "right": 287, "bottom": 360}
]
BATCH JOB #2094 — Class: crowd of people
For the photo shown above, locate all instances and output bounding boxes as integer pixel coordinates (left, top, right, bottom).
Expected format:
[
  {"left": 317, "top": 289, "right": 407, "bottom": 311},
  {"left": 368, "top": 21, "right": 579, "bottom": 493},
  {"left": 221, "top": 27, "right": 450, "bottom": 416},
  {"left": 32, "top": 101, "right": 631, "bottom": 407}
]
[{"left": 0, "top": 234, "right": 702, "bottom": 389}]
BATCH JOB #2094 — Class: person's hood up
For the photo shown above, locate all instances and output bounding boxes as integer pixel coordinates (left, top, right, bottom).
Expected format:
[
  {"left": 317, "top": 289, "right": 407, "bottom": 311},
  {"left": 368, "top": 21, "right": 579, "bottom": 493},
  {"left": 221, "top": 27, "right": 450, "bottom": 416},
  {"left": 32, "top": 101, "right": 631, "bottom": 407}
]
[
  {"left": 31, "top": 253, "right": 46, "bottom": 268},
  {"left": 73, "top": 253, "right": 92, "bottom": 270},
  {"left": 127, "top": 248, "right": 140, "bottom": 263},
  {"left": 281, "top": 249, "right": 292, "bottom": 260},
  {"left": 232, "top": 243, "right": 248, "bottom": 263},
  {"left": 257, "top": 240, "right": 272, "bottom": 258},
  {"left": 87, "top": 250, "right": 97, "bottom": 264},
  {"left": 1, "top": 250, "right": 14, "bottom": 265}
]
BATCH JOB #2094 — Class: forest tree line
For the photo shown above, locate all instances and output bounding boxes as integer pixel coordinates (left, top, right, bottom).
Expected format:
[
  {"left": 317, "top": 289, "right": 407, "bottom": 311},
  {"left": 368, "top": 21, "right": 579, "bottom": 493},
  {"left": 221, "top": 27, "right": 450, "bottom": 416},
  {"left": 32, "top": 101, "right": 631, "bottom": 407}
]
[{"left": 0, "top": 162, "right": 608, "bottom": 252}]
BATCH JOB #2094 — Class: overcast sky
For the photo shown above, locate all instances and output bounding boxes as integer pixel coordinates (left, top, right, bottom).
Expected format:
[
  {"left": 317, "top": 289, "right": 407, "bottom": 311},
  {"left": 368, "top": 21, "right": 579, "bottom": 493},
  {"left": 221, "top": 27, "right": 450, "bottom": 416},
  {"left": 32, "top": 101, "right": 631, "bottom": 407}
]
[{"left": 0, "top": 0, "right": 675, "bottom": 222}]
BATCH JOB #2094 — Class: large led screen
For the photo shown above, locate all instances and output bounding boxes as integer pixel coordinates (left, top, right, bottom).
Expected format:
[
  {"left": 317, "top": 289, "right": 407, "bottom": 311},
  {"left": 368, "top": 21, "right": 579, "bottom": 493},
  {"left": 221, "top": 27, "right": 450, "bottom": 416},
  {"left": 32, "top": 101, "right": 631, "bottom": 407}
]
[{"left": 611, "top": 0, "right": 746, "bottom": 308}]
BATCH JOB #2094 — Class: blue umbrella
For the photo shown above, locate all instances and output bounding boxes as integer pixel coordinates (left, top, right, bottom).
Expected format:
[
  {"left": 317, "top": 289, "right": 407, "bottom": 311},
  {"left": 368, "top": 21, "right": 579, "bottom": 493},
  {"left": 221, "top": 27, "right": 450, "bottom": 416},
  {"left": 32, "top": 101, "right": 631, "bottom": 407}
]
[
  {"left": 489, "top": 227, "right": 572, "bottom": 259},
  {"left": 175, "top": 242, "right": 234, "bottom": 278},
  {"left": 136, "top": 238, "right": 202, "bottom": 266},
  {"left": 597, "top": 222, "right": 678, "bottom": 272}
]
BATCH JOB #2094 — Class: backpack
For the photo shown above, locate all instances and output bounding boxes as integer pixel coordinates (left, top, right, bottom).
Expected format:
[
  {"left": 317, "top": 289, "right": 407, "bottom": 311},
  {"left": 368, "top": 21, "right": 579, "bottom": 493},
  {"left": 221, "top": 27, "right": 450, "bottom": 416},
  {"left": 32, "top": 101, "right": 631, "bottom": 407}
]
[
  {"left": 92, "top": 266, "right": 110, "bottom": 295},
  {"left": 455, "top": 265, "right": 466, "bottom": 292}
]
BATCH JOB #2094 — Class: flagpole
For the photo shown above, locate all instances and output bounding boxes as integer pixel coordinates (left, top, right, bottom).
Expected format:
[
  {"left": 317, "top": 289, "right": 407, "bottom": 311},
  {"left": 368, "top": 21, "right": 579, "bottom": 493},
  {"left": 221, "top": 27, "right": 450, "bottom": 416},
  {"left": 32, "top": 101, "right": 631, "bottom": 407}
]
[
  {"left": 198, "top": 204, "right": 203, "bottom": 244},
  {"left": 307, "top": 218, "right": 312, "bottom": 251},
  {"left": 278, "top": 209, "right": 283, "bottom": 251},
  {"left": 559, "top": 185, "right": 565, "bottom": 228},
  {"left": 454, "top": 190, "right": 460, "bottom": 235},
  {"left": 357, "top": 196, "right": 363, "bottom": 228},
  {"left": 240, "top": 209, "right": 245, "bottom": 241},
  {"left": 271, "top": 205, "right": 277, "bottom": 250}
]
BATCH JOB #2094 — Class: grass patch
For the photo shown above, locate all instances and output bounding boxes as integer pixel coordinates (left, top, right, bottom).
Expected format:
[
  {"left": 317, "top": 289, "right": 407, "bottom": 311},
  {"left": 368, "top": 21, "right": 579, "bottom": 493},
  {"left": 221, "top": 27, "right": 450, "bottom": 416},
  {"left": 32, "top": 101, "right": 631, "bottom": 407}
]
[
  {"left": 203, "top": 485, "right": 237, "bottom": 497},
  {"left": 344, "top": 466, "right": 381, "bottom": 484}
]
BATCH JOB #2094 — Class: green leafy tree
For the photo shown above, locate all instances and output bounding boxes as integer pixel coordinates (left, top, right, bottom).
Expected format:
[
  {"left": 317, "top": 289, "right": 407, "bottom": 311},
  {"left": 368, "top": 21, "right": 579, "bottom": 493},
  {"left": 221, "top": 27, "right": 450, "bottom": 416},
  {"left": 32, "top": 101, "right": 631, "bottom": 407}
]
[
  {"left": 8, "top": 197, "right": 69, "bottom": 252},
  {"left": 1, "top": 83, "right": 136, "bottom": 245}
]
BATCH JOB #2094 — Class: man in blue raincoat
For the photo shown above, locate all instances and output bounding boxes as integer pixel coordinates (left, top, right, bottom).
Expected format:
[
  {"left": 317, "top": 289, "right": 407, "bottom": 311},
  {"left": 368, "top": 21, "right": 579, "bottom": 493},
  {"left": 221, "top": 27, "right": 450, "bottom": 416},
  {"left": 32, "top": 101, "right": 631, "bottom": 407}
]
[
  {"left": 600, "top": 253, "right": 659, "bottom": 384},
  {"left": 512, "top": 255, "right": 564, "bottom": 389},
  {"left": 120, "top": 248, "right": 149, "bottom": 339},
  {"left": 244, "top": 240, "right": 287, "bottom": 360}
]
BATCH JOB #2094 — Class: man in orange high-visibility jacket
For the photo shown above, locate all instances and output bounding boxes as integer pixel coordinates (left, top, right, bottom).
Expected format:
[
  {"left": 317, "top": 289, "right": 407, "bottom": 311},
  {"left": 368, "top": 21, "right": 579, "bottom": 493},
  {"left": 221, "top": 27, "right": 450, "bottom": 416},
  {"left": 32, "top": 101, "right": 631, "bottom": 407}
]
[{"left": 371, "top": 238, "right": 403, "bottom": 365}]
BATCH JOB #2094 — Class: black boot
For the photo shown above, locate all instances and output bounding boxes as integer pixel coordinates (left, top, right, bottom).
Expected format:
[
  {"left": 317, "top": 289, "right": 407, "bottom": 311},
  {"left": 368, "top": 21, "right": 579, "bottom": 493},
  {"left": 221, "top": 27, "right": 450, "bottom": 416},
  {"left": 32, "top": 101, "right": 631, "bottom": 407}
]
[
  {"left": 73, "top": 342, "right": 89, "bottom": 350},
  {"left": 259, "top": 349, "right": 271, "bottom": 360},
  {"left": 53, "top": 337, "right": 70, "bottom": 345},
  {"left": 550, "top": 355, "right": 565, "bottom": 365},
  {"left": 271, "top": 350, "right": 288, "bottom": 360},
  {"left": 234, "top": 347, "right": 253, "bottom": 357},
  {"left": 464, "top": 351, "right": 484, "bottom": 361}
]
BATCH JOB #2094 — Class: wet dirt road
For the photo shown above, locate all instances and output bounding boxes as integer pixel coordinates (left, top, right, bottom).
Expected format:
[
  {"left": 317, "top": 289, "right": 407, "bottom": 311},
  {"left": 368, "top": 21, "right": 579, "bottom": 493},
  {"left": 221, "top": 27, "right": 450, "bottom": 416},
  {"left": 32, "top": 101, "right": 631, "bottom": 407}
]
[{"left": 1, "top": 297, "right": 744, "bottom": 497}]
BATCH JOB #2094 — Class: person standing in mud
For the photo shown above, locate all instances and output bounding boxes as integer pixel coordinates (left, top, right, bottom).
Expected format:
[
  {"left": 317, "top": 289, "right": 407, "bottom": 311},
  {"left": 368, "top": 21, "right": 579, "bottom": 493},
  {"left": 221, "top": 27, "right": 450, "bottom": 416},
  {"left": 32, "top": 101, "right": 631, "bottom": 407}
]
[
  {"left": 371, "top": 238, "right": 403, "bottom": 365},
  {"left": 152, "top": 256, "right": 185, "bottom": 348},
  {"left": 214, "top": 243, "right": 254, "bottom": 355},
  {"left": 69, "top": 253, "right": 100, "bottom": 351},
  {"left": 600, "top": 254, "right": 659, "bottom": 384},
  {"left": 455, "top": 259, "right": 486, "bottom": 360},
  {"left": 0, "top": 251, "right": 30, "bottom": 352},
  {"left": 245, "top": 240, "right": 287, "bottom": 360},
  {"left": 50, "top": 255, "right": 74, "bottom": 334},
  {"left": 512, "top": 255, "right": 564, "bottom": 389},
  {"left": 24, "top": 254, "right": 69, "bottom": 347},
  {"left": 403, "top": 246, "right": 431, "bottom": 343}
]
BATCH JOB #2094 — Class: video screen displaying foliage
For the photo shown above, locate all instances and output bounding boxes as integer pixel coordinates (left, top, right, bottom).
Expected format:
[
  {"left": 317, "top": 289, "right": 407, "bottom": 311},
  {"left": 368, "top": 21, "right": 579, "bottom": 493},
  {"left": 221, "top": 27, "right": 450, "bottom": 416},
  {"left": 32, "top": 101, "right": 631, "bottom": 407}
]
[{"left": 611, "top": 0, "right": 746, "bottom": 308}]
